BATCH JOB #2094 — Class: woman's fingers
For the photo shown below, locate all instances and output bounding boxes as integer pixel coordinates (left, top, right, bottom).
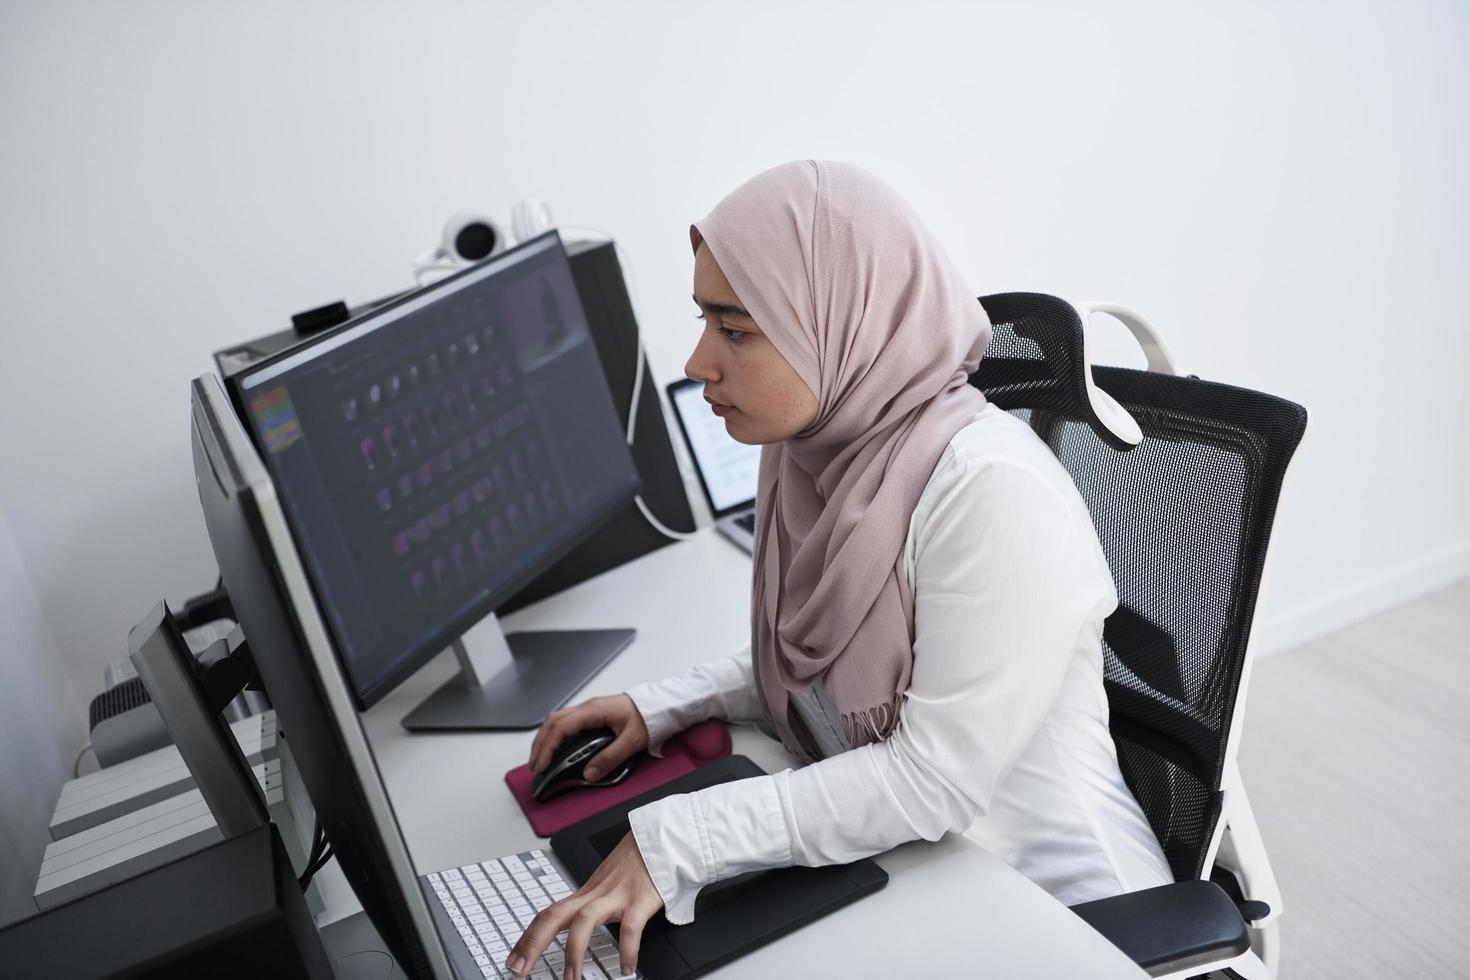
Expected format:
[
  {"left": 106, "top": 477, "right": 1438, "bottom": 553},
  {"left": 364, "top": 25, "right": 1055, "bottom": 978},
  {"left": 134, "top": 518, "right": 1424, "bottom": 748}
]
[
  {"left": 530, "top": 696, "right": 634, "bottom": 772},
  {"left": 505, "top": 892, "right": 587, "bottom": 977},
  {"left": 561, "top": 895, "right": 620, "bottom": 980},
  {"left": 529, "top": 701, "right": 604, "bottom": 772},
  {"left": 530, "top": 706, "right": 580, "bottom": 772},
  {"left": 616, "top": 904, "right": 655, "bottom": 978},
  {"left": 581, "top": 729, "right": 642, "bottom": 780}
]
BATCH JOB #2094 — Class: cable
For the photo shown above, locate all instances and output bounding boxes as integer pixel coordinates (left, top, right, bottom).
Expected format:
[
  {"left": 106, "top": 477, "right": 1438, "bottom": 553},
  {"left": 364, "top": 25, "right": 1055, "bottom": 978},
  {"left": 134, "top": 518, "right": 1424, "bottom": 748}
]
[
  {"left": 298, "top": 844, "right": 336, "bottom": 890},
  {"left": 406, "top": 218, "right": 700, "bottom": 541},
  {"left": 72, "top": 741, "right": 95, "bottom": 778},
  {"left": 298, "top": 818, "right": 329, "bottom": 890},
  {"left": 558, "top": 225, "right": 700, "bottom": 543}
]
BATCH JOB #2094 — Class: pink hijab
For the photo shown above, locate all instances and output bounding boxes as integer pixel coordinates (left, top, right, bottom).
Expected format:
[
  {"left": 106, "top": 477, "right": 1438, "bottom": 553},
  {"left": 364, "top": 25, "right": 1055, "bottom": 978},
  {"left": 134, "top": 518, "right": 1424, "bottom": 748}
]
[{"left": 690, "top": 160, "right": 992, "bottom": 759}]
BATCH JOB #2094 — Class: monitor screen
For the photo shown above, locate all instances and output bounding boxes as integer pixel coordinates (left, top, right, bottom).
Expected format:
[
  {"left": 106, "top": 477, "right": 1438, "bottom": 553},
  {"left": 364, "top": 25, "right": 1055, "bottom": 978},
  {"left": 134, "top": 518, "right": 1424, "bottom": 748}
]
[
  {"left": 232, "top": 232, "right": 639, "bottom": 707},
  {"left": 666, "top": 378, "right": 760, "bottom": 516}
]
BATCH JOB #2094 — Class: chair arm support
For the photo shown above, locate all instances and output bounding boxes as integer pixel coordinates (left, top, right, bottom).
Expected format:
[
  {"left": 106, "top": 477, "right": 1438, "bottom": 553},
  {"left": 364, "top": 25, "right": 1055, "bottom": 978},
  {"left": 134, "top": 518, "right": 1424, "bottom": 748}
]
[{"left": 1069, "top": 880, "right": 1250, "bottom": 978}]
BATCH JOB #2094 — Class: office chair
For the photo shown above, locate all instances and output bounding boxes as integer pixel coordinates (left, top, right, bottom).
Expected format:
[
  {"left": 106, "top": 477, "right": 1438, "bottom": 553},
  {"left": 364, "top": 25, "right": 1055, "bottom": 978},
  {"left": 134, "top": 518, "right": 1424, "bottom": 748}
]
[{"left": 970, "top": 293, "right": 1308, "bottom": 980}]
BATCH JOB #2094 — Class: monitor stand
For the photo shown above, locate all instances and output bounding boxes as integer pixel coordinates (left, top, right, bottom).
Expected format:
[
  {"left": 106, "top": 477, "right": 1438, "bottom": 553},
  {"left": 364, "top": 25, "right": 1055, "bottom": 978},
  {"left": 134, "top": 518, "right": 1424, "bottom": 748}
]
[{"left": 401, "top": 613, "right": 634, "bottom": 731}]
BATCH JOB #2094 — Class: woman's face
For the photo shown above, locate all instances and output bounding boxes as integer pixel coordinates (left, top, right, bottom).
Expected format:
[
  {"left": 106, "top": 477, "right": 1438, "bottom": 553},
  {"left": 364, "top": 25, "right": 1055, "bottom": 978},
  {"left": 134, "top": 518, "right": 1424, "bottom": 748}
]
[{"left": 685, "top": 241, "right": 818, "bottom": 444}]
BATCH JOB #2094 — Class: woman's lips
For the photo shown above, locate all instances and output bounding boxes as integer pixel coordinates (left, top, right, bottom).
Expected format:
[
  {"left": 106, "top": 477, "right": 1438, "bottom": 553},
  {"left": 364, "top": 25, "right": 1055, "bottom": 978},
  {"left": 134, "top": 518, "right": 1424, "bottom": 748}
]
[{"left": 710, "top": 403, "right": 734, "bottom": 417}]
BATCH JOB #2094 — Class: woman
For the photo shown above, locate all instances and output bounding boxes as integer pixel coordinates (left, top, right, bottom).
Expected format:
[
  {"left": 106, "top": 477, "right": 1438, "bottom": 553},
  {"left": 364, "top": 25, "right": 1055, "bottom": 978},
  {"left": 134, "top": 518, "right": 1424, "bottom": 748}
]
[{"left": 505, "top": 160, "right": 1172, "bottom": 980}]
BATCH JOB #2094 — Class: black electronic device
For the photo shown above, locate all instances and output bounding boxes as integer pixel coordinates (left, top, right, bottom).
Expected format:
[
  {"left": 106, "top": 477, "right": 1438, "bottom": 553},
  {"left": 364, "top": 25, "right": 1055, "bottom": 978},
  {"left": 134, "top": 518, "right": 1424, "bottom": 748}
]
[
  {"left": 0, "top": 823, "right": 335, "bottom": 980},
  {"left": 190, "top": 372, "right": 889, "bottom": 980},
  {"left": 551, "top": 755, "right": 890, "bottom": 980},
  {"left": 227, "top": 230, "right": 641, "bottom": 730},
  {"left": 530, "top": 727, "right": 640, "bottom": 802},
  {"left": 0, "top": 602, "right": 332, "bottom": 979},
  {"left": 192, "top": 372, "right": 455, "bottom": 977},
  {"left": 127, "top": 601, "right": 267, "bottom": 839},
  {"left": 212, "top": 237, "right": 697, "bottom": 617}
]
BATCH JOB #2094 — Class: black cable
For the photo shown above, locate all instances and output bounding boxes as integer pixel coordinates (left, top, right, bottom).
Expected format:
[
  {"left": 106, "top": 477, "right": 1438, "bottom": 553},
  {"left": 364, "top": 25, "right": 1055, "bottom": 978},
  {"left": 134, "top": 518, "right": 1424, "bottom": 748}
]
[
  {"left": 298, "top": 818, "right": 329, "bottom": 890},
  {"left": 305, "top": 819, "right": 325, "bottom": 865},
  {"left": 298, "top": 843, "right": 336, "bottom": 890}
]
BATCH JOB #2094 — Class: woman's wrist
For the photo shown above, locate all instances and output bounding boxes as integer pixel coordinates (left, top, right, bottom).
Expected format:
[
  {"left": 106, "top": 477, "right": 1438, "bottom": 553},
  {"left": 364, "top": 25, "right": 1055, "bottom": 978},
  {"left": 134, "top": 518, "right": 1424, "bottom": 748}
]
[{"left": 622, "top": 682, "right": 690, "bottom": 758}]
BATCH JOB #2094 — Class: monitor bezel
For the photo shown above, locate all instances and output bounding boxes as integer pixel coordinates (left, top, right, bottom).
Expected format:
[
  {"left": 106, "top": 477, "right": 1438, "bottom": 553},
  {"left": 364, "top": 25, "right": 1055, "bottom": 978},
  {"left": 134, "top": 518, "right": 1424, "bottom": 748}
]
[{"left": 227, "top": 230, "right": 641, "bottom": 710}]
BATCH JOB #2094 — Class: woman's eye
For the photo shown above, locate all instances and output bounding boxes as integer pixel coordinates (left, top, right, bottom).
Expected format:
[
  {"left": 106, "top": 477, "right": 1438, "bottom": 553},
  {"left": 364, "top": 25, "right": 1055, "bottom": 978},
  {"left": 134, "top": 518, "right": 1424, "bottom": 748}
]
[{"left": 694, "top": 313, "right": 745, "bottom": 343}]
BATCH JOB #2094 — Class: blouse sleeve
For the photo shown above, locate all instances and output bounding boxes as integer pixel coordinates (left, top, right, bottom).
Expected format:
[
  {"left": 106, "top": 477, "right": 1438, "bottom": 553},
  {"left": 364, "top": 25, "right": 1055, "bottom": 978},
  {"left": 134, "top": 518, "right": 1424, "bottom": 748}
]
[
  {"left": 628, "top": 457, "right": 1117, "bottom": 924},
  {"left": 623, "top": 646, "right": 764, "bottom": 757}
]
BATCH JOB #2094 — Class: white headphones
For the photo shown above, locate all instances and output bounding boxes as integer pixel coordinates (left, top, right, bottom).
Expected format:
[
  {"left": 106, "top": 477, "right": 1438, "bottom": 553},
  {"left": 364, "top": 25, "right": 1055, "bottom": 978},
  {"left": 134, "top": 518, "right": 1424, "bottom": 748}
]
[{"left": 411, "top": 201, "right": 561, "bottom": 284}]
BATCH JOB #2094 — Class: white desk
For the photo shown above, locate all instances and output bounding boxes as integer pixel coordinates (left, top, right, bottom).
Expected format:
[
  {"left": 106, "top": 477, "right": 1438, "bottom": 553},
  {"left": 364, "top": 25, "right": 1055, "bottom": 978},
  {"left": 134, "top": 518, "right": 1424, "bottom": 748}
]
[{"left": 319, "top": 531, "right": 1146, "bottom": 978}]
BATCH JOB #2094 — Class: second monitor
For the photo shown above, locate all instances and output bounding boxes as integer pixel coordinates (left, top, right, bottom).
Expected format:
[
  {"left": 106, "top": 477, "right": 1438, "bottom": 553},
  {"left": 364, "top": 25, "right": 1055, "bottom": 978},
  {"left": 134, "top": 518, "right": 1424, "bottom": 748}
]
[{"left": 230, "top": 231, "right": 641, "bottom": 730}]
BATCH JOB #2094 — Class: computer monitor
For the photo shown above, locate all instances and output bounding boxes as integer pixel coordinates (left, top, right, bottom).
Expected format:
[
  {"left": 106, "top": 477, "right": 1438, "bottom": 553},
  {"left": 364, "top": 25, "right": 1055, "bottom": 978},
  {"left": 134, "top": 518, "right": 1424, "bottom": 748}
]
[
  {"left": 191, "top": 372, "right": 452, "bottom": 978},
  {"left": 227, "top": 231, "right": 641, "bottom": 730}
]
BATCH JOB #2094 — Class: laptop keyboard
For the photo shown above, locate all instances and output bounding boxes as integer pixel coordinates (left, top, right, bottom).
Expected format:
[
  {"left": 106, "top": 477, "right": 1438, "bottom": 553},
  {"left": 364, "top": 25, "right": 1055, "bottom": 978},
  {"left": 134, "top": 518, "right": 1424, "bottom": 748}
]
[
  {"left": 428, "top": 849, "right": 638, "bottom": 980},
  {"left": 732, "top": 511, "right": 755, "bottom": 533}
]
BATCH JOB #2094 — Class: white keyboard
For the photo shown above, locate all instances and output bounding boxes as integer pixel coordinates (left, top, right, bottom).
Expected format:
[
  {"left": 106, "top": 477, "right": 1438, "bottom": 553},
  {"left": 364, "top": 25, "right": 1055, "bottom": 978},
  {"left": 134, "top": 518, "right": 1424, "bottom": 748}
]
[{"left": 426, "top": 849, "right": 639, "bottom": 980}]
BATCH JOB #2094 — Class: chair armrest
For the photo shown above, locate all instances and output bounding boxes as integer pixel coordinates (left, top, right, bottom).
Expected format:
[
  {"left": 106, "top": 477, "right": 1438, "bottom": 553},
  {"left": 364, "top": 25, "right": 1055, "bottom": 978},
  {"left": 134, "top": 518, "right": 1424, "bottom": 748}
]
[{"left": 1069, "top": 880, "right": 1250, "bottom": 977}]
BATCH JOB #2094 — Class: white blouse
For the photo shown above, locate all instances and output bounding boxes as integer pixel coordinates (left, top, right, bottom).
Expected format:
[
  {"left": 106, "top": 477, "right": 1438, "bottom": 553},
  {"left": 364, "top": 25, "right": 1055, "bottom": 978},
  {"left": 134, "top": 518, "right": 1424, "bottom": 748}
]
[{"left": 624, "top": 403, "right": 1173, "bottom": 924}]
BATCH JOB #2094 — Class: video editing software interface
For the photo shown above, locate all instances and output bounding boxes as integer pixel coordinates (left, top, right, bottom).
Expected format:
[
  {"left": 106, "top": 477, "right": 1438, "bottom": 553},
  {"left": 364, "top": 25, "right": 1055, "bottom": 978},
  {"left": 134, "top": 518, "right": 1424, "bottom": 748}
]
[{"left": 235, "top": 236, "right": 639, "bottom": 703}]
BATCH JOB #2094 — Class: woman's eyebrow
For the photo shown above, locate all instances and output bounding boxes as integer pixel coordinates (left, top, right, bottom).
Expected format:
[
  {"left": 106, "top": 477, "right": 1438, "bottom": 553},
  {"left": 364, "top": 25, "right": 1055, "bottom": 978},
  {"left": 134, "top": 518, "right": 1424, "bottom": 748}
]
[{"left": 692, "top": 293, "right": 752, "bottom": 319}]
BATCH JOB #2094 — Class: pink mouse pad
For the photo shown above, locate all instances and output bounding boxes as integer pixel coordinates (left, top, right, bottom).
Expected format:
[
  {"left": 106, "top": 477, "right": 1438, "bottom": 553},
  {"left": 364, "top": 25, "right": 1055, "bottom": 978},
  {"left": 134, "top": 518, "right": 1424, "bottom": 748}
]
[{"left": 505, "top": 720, "right": 732, "bottom": 838}]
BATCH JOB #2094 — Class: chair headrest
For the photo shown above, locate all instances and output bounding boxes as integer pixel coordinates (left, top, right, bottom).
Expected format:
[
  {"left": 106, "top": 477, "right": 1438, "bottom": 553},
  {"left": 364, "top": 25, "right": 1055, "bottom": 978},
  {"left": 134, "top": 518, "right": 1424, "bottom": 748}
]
[{"left": 972, "top": 292, "right": 1145, "bottom": 451}]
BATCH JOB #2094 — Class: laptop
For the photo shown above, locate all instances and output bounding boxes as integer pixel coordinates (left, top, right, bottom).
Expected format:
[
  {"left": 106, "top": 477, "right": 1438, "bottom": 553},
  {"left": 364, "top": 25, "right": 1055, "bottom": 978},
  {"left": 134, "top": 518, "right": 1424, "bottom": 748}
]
[{"left": 665, "top": 379, "right": 761, "bottom": 554}]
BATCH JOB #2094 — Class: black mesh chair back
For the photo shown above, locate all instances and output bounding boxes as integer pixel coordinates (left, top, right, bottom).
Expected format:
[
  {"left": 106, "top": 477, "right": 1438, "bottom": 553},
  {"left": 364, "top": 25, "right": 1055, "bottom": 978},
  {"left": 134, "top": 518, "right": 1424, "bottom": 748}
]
[{"left": 971, "top": 292, "right": 1307, "bottom": 881}]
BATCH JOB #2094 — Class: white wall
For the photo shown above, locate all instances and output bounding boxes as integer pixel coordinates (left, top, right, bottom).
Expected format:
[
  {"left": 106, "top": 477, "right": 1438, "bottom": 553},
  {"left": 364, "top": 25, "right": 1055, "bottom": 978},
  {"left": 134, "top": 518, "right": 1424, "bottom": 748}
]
[
  {"left": 1, "top": 0, "right": 1467, "bottom": 705},
  {"left": 0, "top": 505, "right": 85, "bottom": 927}
]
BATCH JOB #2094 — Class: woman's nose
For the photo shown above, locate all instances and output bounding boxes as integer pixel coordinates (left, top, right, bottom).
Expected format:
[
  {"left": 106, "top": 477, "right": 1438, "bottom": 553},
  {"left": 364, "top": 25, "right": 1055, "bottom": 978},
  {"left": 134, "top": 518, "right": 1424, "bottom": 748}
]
[{"left": 685, "top": 332, "right": 719, "bottom": 383}]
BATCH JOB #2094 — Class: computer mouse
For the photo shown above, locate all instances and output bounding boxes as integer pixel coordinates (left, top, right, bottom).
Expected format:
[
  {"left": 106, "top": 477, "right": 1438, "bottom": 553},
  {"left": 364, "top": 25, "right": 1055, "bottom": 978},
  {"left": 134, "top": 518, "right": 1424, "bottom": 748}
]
[{"left": 530, "top": 727, "right": 639, "bottom": 803}]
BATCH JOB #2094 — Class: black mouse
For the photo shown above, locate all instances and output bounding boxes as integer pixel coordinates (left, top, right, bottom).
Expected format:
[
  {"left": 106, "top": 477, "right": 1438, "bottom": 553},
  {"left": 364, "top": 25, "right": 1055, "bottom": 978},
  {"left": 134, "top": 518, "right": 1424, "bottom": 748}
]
[{"left": 530, "top": 726, "right": 639, "bottom": 803}]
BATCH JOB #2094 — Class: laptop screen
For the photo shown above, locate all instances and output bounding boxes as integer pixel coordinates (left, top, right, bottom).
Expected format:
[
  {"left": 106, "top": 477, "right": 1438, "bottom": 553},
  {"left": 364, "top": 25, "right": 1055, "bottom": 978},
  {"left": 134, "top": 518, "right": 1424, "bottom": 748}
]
[{"left": 666, "top": 380, "right": 760, "bottom": 516}]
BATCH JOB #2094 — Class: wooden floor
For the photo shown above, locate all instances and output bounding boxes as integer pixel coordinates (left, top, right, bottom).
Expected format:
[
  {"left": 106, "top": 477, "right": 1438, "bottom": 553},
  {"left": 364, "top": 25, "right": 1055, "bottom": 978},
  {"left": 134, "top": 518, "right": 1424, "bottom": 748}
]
[{"left": 1237, "top": 576, "right": 1470, "bottom": 979}]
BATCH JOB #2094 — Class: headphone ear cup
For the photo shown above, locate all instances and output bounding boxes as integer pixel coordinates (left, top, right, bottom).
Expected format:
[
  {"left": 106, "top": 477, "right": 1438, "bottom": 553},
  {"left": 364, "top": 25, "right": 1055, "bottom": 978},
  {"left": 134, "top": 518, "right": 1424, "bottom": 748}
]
[
  {"left": 442, "top": 213, "right": 502, "bottom": 262},
  {"left": 510, "top": 198, "right": 555, "bottom": 243}
]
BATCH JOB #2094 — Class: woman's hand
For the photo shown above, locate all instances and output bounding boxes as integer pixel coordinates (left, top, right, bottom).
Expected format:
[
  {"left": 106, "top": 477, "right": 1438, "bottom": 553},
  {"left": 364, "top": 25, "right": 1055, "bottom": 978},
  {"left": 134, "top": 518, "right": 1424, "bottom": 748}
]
[
  {"left": 504, "top": 832, "right": 662, "bottom": 979},
  {"left": 528, "top": 694, "right": 650, "bottom": 782}
]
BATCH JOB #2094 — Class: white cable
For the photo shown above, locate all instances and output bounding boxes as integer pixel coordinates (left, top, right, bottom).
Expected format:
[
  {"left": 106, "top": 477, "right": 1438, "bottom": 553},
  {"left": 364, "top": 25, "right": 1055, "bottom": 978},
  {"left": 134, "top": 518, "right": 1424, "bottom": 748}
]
[
  {"left": 407, "top": 219, "right": 698, "bottom": 542},
  {"left": 73, "top": 741, "right": 94, "bottom": 778},
  {"left": 412, "top": 262, "right": 464, "bottom": 287},
  {"left": 557, "top": 224, "right": 699, "bottom": 543}
]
